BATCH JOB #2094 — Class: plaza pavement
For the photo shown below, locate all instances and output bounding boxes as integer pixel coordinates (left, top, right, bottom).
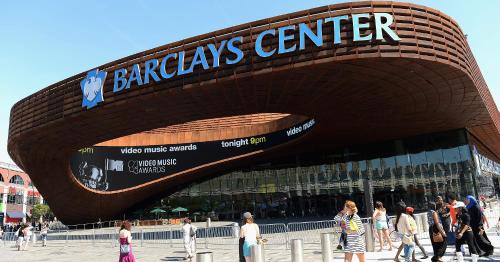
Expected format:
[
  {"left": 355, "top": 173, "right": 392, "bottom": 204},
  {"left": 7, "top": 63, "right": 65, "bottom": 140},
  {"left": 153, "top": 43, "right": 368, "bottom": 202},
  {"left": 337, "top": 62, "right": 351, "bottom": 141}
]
[{"left": 0, "top": 230, "right": 498, "bottom": 261}]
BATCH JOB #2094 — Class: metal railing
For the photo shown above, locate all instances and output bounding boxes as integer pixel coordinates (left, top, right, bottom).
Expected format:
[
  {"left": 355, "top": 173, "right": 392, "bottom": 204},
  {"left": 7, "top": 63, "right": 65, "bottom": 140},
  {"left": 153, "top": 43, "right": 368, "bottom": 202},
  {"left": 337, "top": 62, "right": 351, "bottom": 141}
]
[{"left": 2, "top": 202, "right": 498, "bottom": 250}]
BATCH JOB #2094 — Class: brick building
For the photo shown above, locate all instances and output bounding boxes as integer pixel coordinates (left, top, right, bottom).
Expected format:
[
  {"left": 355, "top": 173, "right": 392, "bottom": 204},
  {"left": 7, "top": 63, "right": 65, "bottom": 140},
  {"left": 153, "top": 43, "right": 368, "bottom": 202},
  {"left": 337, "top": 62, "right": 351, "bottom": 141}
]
[{"left": 0, "top": 161, "right": 43, "bottom": 224}]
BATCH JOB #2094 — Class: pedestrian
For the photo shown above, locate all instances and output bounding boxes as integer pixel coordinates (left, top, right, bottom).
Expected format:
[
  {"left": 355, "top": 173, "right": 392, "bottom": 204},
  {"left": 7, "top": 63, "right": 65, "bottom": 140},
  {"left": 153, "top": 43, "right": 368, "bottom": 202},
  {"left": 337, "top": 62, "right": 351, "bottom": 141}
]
[
  {"left": 465, "top": 195, "right": 494, "bottom": 257},
  {"left": 118, "top": 220, "right": 135, "bottom": 262},
  {"left": 40, "top": 222, "right": 48, "bottom": 247},
  {"left": 16, "top": 224, "right": 28, "bottom": 251},
  {"left": 240, "top": 212, "right": 260, "bottom": 262},
  {"left": 396, "top": 202, "right": 416, "bottom": 262},
  {"left": 239, "top": 213, "right": 248, "bottom": 262},
  {"left": 406, "top": 207, "right": 428, "bottom": 259},
  {"left": 334, "top": 200, "right": 366, "bottom": 262},
  {"left": 182, "top": 218, "right": 197, "bottom": 260},
  {"left": 23, "top": 224, "right": 33, "bottom": 250},
  {"left": 0, "top": 225, "right": 3, "bottom": 245},
  {"left": 394, "top": 202, "right": 406, "bottom": 262},
  {"left": 427, "top": 202, "right": 447, "bottom": 262},
  {"left": 436, "top": 196, "right": 451, "bottom": 240},
  {"left": 372, "top": 201, "right": 393, "bottom": 251},
  {"left": 447, "top": 194, "right": 458, "bottom": 245},
  {"left": 454, "top": 202, "right": 479, "bottom": 262}
]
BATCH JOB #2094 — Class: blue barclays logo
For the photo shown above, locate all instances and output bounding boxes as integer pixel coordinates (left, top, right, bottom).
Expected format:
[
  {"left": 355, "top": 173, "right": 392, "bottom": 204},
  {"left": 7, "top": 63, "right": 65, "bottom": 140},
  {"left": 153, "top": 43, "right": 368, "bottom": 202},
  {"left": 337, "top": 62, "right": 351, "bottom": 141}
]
[{"left": 81, "top": 69, "right": 107, "bottom": 109}]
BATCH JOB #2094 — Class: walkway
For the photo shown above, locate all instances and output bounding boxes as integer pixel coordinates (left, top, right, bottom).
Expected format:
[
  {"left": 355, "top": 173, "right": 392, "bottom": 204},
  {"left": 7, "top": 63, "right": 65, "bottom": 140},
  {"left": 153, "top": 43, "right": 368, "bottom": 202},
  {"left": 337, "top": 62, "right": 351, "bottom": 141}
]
[{"left": 1, "top": 230, "right": 498, "bottom": 261}]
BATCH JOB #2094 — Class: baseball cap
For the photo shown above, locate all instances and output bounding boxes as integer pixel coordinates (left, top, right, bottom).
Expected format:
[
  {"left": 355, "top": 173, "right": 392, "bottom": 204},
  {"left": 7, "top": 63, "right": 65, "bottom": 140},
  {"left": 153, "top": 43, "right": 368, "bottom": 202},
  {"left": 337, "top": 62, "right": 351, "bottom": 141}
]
[
  {"left": 453, "top": 201, "right": 466, "bottom": 209},
  {"left": 243, "top": 212, "right": 252, "bottom": 219}
]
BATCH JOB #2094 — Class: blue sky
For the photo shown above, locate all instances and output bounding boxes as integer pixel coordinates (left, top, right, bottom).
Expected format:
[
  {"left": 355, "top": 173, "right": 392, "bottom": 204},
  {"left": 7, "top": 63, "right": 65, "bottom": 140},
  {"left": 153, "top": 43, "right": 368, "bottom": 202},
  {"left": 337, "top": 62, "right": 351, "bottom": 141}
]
[{"left": 0, "top": 0, "right": 498, "bottom": 164}]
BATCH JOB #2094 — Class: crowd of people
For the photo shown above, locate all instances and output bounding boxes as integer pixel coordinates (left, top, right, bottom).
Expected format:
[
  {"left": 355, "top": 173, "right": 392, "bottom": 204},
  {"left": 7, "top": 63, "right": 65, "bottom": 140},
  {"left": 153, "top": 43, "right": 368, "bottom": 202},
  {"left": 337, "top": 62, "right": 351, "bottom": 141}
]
[
  {"left": 103, "top": 195, "right": 499, "bottom": 262},
  {"left": 1, "top": 195, "right": 495, "bottom": 262},
  {"left": 328, "top": 195, "right": 495, "bottom": 262},
  {"left": 0, "top": 221, "right": 50, "bottom": 251}
]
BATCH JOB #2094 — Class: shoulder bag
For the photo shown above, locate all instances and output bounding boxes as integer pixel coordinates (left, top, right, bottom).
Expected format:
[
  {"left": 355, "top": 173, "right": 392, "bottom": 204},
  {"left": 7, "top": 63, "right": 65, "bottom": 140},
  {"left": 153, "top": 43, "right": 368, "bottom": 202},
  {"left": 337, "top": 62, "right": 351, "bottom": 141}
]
[
  {"left": 120, "top": 243, "right": 130, "bottom": 254},
  {"left": 432, "top": 224, "right": 444, "bottom": 243},
  {"left": 189, "top": 225, "right": 196, "bottom": 237},
  {"left": 402, "top": 233, "right": 414, "bottom": 245}
]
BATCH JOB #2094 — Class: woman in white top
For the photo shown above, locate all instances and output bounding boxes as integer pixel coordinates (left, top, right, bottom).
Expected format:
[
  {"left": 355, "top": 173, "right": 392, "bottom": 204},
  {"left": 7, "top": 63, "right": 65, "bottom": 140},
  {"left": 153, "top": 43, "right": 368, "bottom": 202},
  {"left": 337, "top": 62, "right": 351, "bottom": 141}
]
[
  {"left": 396, "top": 203, "right": 416, "bottom": 262},
  {"left": 239, "top": 212, "right": 260, "bottom": 262},
  {"left": 373, "top": 201, "right": 393, "bottom": 251}
]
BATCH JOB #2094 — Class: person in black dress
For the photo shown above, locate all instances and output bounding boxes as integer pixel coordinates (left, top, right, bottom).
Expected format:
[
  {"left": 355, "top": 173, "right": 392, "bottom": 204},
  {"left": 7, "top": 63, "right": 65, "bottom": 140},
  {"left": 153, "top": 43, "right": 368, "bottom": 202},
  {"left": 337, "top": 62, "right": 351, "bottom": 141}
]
[
  {"left": 454, "top": 202, "right": 479, "bottom": 262},
  {"left": 436, "top": 196, "right": 451, "bottom": 238},
  {"left": 465, "top": 195, "right": 494, "bottom": 257},
  {"left": 427, "top": 202, "right": 447, "bottom": 262}
]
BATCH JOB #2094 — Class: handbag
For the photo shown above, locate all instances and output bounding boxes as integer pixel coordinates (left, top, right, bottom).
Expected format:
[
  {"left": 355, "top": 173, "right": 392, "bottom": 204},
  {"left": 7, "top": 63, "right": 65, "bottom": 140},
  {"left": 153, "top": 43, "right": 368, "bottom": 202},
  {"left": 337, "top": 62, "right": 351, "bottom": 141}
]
[
  {"left": 402, "top": 234, "right": 414, "bottom": 245},
  {"left": 256, "top": 236, "right": 268, "bottom": 245},
  {"left": 120, "top": 243, "right": 130, "bottom": 254},
  {"left": 349, "top": 218, "right": 359, "bottom": 232},
  {"left": 432, "top": 231, "right": 444, "bottom": 243},
  {"left": 189, "top": 226, "right": 196, "bottom": 237}
]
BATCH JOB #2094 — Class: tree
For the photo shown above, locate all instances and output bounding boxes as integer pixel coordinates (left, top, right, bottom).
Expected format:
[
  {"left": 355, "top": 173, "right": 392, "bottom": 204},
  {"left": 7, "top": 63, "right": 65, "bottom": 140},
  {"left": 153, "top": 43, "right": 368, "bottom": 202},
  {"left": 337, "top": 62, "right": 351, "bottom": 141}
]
[{"left": 32, "top": 204, "right": 51, "bottom": 220}]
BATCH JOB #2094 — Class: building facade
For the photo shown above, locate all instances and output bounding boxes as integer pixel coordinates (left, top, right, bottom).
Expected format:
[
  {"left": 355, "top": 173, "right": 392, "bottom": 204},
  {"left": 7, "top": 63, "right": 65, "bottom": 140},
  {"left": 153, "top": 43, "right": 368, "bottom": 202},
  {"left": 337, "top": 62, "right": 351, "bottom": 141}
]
[
  {"left": 0, "top": 162, "right": 44, "bottom": 225},
  {"left": 7, "top": 1, "right": 500, "bottom": 224},
  {"left": 160, "top": 129, "right": 500, "bottom": 220}
]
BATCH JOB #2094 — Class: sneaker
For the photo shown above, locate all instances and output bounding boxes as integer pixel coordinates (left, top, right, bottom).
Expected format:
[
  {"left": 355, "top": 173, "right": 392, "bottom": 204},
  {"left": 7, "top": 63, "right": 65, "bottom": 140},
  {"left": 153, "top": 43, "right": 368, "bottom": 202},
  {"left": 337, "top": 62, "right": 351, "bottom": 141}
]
[
  {"left": 421, "top": 255, "right": 428, "bottom": 259},
  {"left": 336, "top": 245, "right": 343, "bottom": 250}
]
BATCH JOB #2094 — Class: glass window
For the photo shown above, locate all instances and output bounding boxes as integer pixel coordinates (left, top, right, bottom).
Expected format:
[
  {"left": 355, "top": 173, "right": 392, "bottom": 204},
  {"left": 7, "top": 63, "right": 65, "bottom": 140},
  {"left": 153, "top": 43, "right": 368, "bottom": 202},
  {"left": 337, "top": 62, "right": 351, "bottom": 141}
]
[
  {"left": 0, "top": 174, "right": 4, "bottom": 183},
  {"left": 427, "top": 149, "right": 445, "bottom": 177},
  {"left": 7, "top": 193, "right": 23, "bottom": 204},
  {"left": 443, "top": 147, "right": 461, "bottom": 164},
  {"left": 9, "top": 175, "right": 24, "bottom": 186},
  {"left": 7, "top": 194, "right": 16, "bottom": 204},
  {"left": 27, "top": 196, "right": 40, "bottom": 206},
  {"left": 382, "top": 157, "right": 396, "bottom": 177},
  {"left": 411, "top": 152, "right": 427, "bottom": 166},
  {"left": 458, "top": 145, "right": 471, "bottom": 161},
  {"left": 370, "top": 159, "right": 381, "bottom": 179},
  {"left": 134, "top": 129, "right": 476, "bottom": 219}
]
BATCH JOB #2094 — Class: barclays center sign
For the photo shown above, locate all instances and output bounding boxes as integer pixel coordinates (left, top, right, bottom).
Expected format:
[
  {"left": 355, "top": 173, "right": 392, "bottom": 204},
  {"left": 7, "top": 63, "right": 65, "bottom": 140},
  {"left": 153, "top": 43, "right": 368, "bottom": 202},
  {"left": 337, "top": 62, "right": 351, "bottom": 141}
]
[{"left": 81, "top": 13, "right": 400, "bottom": 109}]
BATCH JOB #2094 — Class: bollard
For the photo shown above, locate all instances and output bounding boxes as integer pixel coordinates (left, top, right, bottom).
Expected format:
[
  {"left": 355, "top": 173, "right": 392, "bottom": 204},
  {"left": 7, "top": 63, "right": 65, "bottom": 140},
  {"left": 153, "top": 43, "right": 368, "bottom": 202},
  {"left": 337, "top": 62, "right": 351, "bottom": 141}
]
[
  {"left": 421, "top": 213, "right": 429, "bottom": 233},
  {"left": 205, "top": 227, "right": 209, "bottom": 249},
  {"left": 364, "top": 223, "right": 374, "bottom": 252},
  {"left": 251, "top": 244, "right": 265, "bottom": 262},
  {"left": 169, "top": 228, "right": 173, "bottom": 248},
  {"left": 140, "top": 229, "right": 144, "bottom": 247},
  {"left": 65, "top": 230, "right": 69, "bottom": 246},
  {"left": 291, "top": 239, "right": 304, "bottom": 262},
  {"left": 414, "top": 215, "right": 422, "bottom": 235},
  {"left": 321, "top": 233, "right": 334, "bottom": 262},
  {"left": 196, "top": 251, "right": 213, "bottom": 262},
  {"left": 206, "top": 217, "right": 211, "bottom": 228},
  {"left": 232, "top": 222, "right": 240, "bottom": 238}
]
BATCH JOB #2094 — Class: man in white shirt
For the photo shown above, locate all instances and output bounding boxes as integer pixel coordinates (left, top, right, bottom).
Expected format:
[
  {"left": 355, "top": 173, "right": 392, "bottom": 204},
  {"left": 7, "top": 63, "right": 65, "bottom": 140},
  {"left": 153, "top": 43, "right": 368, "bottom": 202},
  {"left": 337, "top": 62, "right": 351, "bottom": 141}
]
[
  {"left": 182, "top": 218, "right": 197, "bottom": 259},
  {"left": 23, "top": 225, "right": 33, "bottom": 250}
]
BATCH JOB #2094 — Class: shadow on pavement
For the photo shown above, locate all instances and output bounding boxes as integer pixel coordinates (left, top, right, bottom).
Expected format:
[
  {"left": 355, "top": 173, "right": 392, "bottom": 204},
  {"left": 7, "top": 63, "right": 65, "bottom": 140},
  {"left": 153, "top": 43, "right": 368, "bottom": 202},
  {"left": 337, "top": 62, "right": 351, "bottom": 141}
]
[{"left": 160, "top": 257, "right": 186, "bottom": 261}]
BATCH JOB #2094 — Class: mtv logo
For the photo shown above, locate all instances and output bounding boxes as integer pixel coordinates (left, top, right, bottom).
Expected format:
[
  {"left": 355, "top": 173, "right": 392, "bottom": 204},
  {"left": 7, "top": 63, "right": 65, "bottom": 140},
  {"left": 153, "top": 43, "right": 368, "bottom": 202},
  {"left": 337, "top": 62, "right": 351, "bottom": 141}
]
[
  {"left": 81, "top": 69, "right": 107, "bottom": 109},
  {"left": 105, "top": 159, "right": 124, "bottom": 172}
]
